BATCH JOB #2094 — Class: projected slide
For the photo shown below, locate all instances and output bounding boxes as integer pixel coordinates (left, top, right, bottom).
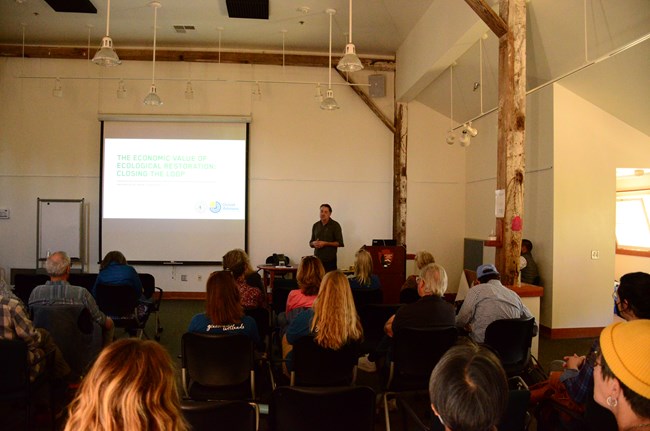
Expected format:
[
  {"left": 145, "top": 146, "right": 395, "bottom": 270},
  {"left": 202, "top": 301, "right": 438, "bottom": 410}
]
[{"left": 103, "top": 138, "right": 245, "bottom": 220}]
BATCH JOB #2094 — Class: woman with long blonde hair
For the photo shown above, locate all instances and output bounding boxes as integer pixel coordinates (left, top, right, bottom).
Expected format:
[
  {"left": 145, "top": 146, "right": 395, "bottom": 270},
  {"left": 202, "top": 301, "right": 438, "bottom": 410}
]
[
  {"left": 348, "top": 248, "right": 381, "bottom": 290},
  {"left": 64, "top": 339, "right": 187, "bottom": 431},
  {"left": 284, "top": 271, "right": 363, "bottom": 370}
]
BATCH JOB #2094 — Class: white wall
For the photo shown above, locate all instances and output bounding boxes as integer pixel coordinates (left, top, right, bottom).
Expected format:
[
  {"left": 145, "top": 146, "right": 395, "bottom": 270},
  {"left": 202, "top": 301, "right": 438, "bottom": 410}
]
[
  {"left": 0, "top": 57, "right": 397, "bottom": 292},
  {"left": 551, "top": 84, "right": 650, "bottom": 329},
  {"left": 405, "top": 101, "right": 466, "bottom": 292}
]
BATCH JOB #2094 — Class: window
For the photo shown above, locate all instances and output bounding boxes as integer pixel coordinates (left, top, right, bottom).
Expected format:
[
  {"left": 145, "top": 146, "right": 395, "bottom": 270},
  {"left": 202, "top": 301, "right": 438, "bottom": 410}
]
[{"left": 616, "top": 189, "right": 650, "bottom": 257}]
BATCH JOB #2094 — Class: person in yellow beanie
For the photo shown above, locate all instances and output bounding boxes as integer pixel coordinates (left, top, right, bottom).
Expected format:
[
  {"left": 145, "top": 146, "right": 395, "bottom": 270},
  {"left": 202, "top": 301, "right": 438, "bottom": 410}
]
[{"left": 593, "top": 320, "right": 650, "bottom": 430}]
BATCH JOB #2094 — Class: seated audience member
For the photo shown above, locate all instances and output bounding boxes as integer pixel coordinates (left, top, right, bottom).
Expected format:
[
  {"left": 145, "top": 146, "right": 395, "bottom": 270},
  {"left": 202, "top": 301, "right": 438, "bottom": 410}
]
[
  {"left": 348, "top": 248, "right": 381, "bottom": 290},
  {"left": 229, "top": 261, "right": 266, "bottom": 309},
  {"left": 188, "top": 271, "right": 262, "bottom": 350},
  {"left": 429, "top": 342, "right": 508, "bottom": 431},
  {"left": 520, "top": 239, "right": 540, "bottom": 285},
  {"left": 284, "top": 271, "right": 363, "bottom": 371},
  {"left": 29, "top": 251, "right": 113, "bottom": 346},
  {"left": 532, "top": 272, "right": 650, "bottom": 429},
  {"left": 456, "top": 263, "right": 537, "bottom": 344},
  {"left": 92, "top": 251, "right": 143, "bottom": 299},
  {"left": 64, "top": 338, "right": 188, "bottom": 431},
  {"left": 284, "top": 256, "right": 325, "bottom": 321},
  {"left": 593, "top": 320, "right": 650, "bottom": 431},
  {"left": 401, "top": 250, "right": 435, "bottom": 291},
  {"left": 222, "top": 248, "right": 265, "bottom": 293},
  {"left": 0, "top": 287, "right": 72, "bottom": 381},
  {"left": 358, "top": 263, "right": 455, "bottom": 372}
]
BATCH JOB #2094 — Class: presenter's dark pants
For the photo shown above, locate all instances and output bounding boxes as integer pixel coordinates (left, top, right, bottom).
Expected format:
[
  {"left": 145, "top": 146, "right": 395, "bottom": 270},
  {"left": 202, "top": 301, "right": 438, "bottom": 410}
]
[{"left": 320, "top": 257, "right": 337, "bottom": 273}]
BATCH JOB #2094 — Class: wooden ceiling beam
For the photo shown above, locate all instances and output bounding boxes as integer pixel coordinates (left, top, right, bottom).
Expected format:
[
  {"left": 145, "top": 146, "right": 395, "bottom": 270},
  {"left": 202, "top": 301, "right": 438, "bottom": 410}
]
[
  {"left": 464, "top": 0, "right": 508, "bottom": 38},
  {"left": 0, "top": 44, "right": 395, "bottom": 71}
]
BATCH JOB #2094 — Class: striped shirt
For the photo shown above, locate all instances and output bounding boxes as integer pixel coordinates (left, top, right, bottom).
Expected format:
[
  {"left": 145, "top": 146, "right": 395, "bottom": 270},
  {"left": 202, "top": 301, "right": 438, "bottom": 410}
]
[{"left": 29, "top": 280, "right": 107, "bottom": 326}]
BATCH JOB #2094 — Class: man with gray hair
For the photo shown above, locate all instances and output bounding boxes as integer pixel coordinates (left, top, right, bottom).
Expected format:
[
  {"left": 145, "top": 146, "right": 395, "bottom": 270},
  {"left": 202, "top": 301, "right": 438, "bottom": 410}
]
[
  {"left": 358, "top": 263, "right": 456, "bottom": 372},
  {"left": 29, "top": 251, "right": 114, "bottom": 346}
]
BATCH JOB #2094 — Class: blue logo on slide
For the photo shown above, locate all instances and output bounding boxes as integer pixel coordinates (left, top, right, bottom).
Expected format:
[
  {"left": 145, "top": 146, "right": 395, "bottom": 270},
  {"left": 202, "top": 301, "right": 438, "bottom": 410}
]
[{"left": 209, "top": 201, "right": 222, "bottom": 213}]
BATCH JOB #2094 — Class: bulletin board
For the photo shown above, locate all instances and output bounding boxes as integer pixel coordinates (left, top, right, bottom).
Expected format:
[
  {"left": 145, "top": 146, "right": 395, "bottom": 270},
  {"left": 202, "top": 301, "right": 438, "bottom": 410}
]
[{"left": 37, "top": 198, "right": 85, "bottom": 271}]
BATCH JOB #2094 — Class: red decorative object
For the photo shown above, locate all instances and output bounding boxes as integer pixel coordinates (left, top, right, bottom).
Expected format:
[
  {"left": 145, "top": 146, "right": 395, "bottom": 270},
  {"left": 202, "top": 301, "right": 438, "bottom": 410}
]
[{"left": 512, "top": 215, "right": 522, "bottom": 231}]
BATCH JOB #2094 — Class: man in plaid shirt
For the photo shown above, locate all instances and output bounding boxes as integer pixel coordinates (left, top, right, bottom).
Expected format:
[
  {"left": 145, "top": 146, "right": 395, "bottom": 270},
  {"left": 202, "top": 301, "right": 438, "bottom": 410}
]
[{"left": 0, "top": 288, "right": 71, "bottom": 381}]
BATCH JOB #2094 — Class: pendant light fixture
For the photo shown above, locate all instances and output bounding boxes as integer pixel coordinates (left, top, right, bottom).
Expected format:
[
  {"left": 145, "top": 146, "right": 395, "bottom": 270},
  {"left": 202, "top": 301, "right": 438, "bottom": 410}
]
[
  {"left": 92, "top": 0, "right": 121, "bottom": 66},
  {"left": 321, "top": 9, "right": 339, "bottom": 111},
  {"left": 143, "top": 1, "right": 162, "bottom": 106},
  {"left": 336, "top": 0, "right": 363, "bottom": 72}
]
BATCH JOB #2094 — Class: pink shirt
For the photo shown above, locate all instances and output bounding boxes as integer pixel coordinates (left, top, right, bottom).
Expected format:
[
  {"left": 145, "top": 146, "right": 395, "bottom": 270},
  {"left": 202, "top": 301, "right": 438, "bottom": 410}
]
[{"left": 285, "top": 289, "right": 317, "bottom": 313}]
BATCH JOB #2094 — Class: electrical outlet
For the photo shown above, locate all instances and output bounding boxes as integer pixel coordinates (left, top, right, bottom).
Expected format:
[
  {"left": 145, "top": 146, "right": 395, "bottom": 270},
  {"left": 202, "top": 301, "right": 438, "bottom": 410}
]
[
  {"left": 0, "top": 209, "right": 9, "bottom": 219},
  {"left": 591, "top": 250, "right": 600, "bottom": 260},
  {"left": 181, "top": 274, "right": 188, "bottom": 281}
]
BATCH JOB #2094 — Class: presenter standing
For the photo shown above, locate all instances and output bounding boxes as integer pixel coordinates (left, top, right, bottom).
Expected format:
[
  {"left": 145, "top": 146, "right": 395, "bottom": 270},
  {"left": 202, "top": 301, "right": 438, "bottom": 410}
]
[{"left": 310, "top": 204, "right": 344, "bottom": 272}]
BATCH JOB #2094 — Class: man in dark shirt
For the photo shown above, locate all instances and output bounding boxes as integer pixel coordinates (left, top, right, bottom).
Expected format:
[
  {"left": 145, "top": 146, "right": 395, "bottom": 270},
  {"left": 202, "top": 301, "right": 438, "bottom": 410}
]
[
  {"left": 358, "top": 263, "right": 456, "bottom": 372},
  {"left": 521, "top": 239, "right": 540, "bottom": 285},
  {"left": 309, "top": 203, "right": 344, "bottom": 272}
]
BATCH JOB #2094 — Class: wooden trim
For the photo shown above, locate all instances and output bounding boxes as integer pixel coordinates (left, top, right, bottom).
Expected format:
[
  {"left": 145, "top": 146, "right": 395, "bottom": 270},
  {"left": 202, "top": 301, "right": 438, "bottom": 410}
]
[
  {"left": 540, "top": 325, "right": 604, "bottom": 339},
  {"left": 0, "top": 44, "right": 395, "bottom": 71},
  {"left": 507, "top": 283, "right": 543, "bottom": 298},
  {"left": 616, "top": 247, "right": 650, "bottom": 258},
  {"left": 165, "top": 291, "right": 206, "bottom": 300}
]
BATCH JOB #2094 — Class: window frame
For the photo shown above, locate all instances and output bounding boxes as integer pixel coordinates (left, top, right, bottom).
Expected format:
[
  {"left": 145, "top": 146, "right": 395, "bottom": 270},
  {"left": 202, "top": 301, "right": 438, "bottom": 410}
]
[{"left": 615, "top": 188, "right": 650, "bottom": 258}]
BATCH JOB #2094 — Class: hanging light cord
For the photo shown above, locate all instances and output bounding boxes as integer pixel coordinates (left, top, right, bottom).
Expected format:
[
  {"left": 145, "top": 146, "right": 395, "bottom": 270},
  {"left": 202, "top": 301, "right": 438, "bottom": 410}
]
[
  {"left": 151, "top": 4, "right": 158, "bottom": 85},
  {"left": 479, "top": 38, "right": 484, "bottom": 114},
  {"left": 348, "top": 0, "right": 353, "bottom": 44},
  {"left": 328, "top": 11, "right": 333, "bottom": 89},
  {"left": 449, "top": 65, "right": 454, "bottom": 130},
  {"left": 106, "top": 0, "right": 111, "bottom": 37}
]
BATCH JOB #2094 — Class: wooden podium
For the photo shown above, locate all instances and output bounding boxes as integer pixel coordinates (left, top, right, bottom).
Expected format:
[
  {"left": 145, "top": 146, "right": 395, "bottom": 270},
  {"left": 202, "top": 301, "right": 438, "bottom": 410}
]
[{"left": 363, "top": 245, "right": 406, "bottom": 304}]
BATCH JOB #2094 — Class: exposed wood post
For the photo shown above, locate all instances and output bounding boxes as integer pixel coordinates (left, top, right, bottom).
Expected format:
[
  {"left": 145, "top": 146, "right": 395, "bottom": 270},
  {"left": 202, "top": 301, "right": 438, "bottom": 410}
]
[
  {"left": 495, "top": 0, "right": 527, "bottom": 285},
  {"left": 335, "top": 70, "right": 396, "bottom": 133},
  {"left": 393, "top": 102, "right": 408, "bottom": 245}
]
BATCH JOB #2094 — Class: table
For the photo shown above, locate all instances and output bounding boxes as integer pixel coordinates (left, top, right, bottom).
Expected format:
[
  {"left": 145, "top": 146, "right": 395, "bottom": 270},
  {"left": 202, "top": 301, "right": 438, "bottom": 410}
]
[{"left": 257, "top": 265, "right": 298, "bottom": 295}]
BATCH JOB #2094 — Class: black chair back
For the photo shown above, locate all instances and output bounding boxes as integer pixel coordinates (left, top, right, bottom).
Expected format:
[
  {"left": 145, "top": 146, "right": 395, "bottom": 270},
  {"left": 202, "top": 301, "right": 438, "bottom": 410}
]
[
  {"left": 95, "top": 283, "right": 139, "bottom": 317},
  {"left": 0, "top": 339, "right": 30, "bottom": 399},
  {"left": 389, "top": 326, "right": 458, "bottom": 391},
  {"left": 181, "top": 332, "right": 255, "bottom": 400},
  {"left": 269, "top": 385, "right": 375, "bottom": 431},
  {"left": 138, "top": 273, "right": 156, "bottom": 299},
  {"left": 68, "top": 273, "right": 97, "bottom": 291},
  {"left": 351, "top": 288, "right": 383, "bottom": 310},
  {"left": 484, "top": 317, "right": 535, "bottom": 376},
  {"left": 271, "top": 285, "right": 298, "bottom": 316},
  {"left": 291, "top": 335, "right": 360, "bottom": 386},
  {"left": 244, "top": 307, "right": 270, "bottom": 352},
  {"left": 181, "top": 400, "right": 258, "bottom": 431},
  {"left": 399, "top": 288, "right": 420, "bottom": 304},
  {"left": 357, "top": 303, "right": 402, "bottom": 354},
  {"left": 31, "top": 304, "right": 102, "bottom": 375}
]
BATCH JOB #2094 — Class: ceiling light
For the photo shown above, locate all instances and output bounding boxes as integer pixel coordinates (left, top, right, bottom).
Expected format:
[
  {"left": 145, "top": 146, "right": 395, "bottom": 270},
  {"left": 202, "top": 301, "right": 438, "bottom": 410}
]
[
  {"left": 337, "top": 0, "right": 363, "bottom": 72},
  {"left": 185, "top": 81, "right": 194, "bottom": 99},
  {"left": 92, "top": 0, "right": 121, "bottom": 66},
  {"left": 52, "top": 78, "right": 63, "bottom": 98},
  {"left": 321, "top": 9, "right": 339, "bottom": 110},
  {"left": 463, "top": 122, "right": 478, "bottom": 137},
  {"left": 446, "top": 130, "right": 456, "bottom": 145},
  {"left": 459, "top": 132, "right": 471, "bottom": 147},
  {"left": 116, "top": 79, "right": 127, "bottom": 98},
  {"left": 143, "top": 1, "right": 162, "bottom": 106}
]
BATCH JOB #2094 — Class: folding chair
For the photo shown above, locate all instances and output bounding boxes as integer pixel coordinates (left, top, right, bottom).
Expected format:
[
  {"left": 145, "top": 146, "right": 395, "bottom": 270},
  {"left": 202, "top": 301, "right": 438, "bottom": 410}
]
[{"left": 290, "top": 335, "right": 360, "bottom": 386}]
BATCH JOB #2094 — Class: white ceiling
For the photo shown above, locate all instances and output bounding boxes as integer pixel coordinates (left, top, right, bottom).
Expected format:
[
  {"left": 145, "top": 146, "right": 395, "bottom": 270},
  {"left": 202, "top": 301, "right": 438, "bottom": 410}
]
[
  {"left": 1, "top": 0, "right": 648, "bottom": 136},
  {"left": 0, "top": 0, "right": 434, "bottom": 56}
]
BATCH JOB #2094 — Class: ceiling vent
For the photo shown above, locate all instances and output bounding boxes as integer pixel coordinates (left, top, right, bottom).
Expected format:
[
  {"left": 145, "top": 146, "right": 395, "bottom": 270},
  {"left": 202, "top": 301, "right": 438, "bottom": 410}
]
[
  {"left": 173, "top": 25, "right": 196, "bottom": 33},
  {"left": 43, "top": 0, "right": 97, "bottom": 13},
  {"left": 226, "top": 0, "right": 269, "bottom": 20}
]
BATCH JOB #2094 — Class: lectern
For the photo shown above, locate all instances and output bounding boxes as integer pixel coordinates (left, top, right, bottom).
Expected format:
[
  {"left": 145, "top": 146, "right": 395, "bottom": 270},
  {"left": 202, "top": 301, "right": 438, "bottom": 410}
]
[{"left": 362, "top": 245, "right": 406, "bottom": 304}]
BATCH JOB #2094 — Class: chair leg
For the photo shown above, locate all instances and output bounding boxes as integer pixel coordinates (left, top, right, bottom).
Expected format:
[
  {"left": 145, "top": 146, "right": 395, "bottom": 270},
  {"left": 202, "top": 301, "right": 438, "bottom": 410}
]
[{"left": 384, "top": 392, "right": 392, "bottom": 431}]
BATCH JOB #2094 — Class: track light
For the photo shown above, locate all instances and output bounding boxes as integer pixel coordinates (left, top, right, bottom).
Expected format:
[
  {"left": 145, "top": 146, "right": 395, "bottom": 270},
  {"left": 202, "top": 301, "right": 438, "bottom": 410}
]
[
  {"left": 315, "top": 84, "right": 324, "bottom": 102},
  {"left": 52, "top": 78, "right": 63, "bottom": 98},
  {"left": 446, "top": 130, "right": 456, "bottom": 145},
  {"left": 459, "top": 132, "right": 471, "bottom": 147},
  {"left": 321, "top": 9, "right": 339, "bottom": 110},
  {"left": 462, "top": 122, "right": 478, "bottom": 137},
  {"left": 252, "top": 82, "right": 262, "bottom": 101},
  {"left": 143, "top": 2, "right": 162, "bottom": 106}
]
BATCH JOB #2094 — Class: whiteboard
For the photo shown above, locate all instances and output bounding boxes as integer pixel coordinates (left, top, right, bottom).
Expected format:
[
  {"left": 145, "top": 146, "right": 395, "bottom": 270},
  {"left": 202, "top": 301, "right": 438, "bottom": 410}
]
[{"left": 37, "top": 199, "right": 84, "bottom": 262}]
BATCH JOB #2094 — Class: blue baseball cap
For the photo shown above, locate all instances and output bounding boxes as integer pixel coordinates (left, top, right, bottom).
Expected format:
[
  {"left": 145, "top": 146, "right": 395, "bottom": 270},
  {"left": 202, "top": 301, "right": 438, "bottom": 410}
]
[{"left": 477, "top": 264, "right": 499, "bottom": 279}]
